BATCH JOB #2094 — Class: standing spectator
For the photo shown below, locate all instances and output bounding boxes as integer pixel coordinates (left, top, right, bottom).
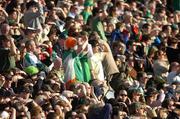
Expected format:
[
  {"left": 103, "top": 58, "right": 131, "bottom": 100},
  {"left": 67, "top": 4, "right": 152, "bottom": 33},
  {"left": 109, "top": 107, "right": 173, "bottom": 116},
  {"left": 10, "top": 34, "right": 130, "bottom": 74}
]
[
  {"left": 23, "top": 1, "right": 44, "bottom": 30},
  {"left": 92, "top": 8, "right": 108, "bottom": 41},
  {"left": 0, "top": 35, "right": 17, "bottom": 73}
]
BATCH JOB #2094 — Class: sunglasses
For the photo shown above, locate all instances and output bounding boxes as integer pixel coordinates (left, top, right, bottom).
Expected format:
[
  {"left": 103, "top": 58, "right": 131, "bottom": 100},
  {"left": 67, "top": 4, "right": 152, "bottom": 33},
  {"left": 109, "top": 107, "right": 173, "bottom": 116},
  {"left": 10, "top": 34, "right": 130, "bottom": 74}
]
[{"left": 120, "top": 94, "right": 127, "bottom": 97}]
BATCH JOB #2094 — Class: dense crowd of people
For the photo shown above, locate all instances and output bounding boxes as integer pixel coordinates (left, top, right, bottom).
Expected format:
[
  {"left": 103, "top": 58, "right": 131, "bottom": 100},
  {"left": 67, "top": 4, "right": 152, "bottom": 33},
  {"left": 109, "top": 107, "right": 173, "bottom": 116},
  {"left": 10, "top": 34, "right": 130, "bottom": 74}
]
[{"left": 0, "top": 0, "right": 179, "bottom": 118}]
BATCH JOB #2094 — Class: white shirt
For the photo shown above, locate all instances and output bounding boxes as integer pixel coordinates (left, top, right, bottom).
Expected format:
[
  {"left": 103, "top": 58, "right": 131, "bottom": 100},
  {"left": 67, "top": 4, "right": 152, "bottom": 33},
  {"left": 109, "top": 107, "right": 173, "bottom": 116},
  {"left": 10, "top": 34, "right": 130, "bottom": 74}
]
[{"left": 90, "top": 53, "right": 104, "bottom": 81}]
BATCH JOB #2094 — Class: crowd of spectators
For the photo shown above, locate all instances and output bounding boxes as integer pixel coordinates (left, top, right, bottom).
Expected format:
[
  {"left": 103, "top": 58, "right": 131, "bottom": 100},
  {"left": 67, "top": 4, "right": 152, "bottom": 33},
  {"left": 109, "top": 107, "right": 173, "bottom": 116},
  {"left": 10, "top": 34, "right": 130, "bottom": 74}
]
[{"left": 0, "top": 0, "right": 179, "bottom": 118}]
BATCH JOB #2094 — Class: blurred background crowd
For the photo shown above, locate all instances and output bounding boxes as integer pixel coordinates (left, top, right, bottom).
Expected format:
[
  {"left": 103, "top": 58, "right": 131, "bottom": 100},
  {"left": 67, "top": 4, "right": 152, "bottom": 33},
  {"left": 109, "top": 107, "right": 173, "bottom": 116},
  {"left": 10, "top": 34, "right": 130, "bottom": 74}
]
[{"left": 0, "top": 0, "right": 179, "bottom": 119}]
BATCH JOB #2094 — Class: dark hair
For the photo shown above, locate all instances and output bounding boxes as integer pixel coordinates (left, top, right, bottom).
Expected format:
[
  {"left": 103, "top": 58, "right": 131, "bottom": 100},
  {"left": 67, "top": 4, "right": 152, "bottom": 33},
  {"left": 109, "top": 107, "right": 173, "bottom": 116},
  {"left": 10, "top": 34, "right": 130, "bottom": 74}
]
[
  {"left": 168, "top": 37, "right": 178, "bottom": 45},
  {"left": 88, "top": 40, "right": 99, "bottom": 48},
  {"left": 116, "top": 22, "right": 124, "bottom": 29},
  {"left": 112, "top": 107, "right": 120, "bottom": 118},
  {"left": 42, "top": 102, "right": 53, "bottom": 112},
  {"left": 109, "top": 6, "right": 117, "bottom": 17},
  {"left": 0, "top": 35, "right": 10, "bottom": 42},
  {"left": 142, "top": 34, "right": 151, "bottom": 42},
  {"left": 26, "top": 1, "right": 38, "bottom": 10},
  {"left": 47, "top": 112, "right": 58, "bottom": 119},
  {"left": 162, "top": 98, "right": 174, "bottom": 109},
  {"left": 137, "top": 71, "right": 145, "bottom": 80},
  {"left": 162, "top": 25, "right": 171, "bottom": 32},
  {"left": 142, "top": 23, "right": 150, "bottom": 29},
  {"left": 25, "top": 40, "right": 34, "bottom": 48}
]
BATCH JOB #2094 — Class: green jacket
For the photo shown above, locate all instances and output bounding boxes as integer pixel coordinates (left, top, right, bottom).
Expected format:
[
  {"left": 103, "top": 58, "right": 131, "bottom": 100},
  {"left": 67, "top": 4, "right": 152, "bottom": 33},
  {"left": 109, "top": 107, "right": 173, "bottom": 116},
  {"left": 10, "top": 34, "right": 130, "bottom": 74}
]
[{"left": 92, "top": 17, "right": 107, "bottom": 41}]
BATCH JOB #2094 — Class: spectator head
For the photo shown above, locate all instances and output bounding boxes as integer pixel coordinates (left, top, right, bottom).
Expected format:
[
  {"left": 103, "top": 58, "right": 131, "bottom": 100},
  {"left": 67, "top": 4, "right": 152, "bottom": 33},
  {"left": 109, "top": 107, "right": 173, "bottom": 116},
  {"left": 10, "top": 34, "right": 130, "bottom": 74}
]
[
  {"left": 112, "top": 106, "right": 127, "bottom": 119},
  {"left": 162, "top": 25, "right": 172, "bottom": 36},
  {"left": 30, "top": 105, "right": 45, "bottom": 119},
  {"left": 89, "top": 31, "right": 101, "bottom": 41},
  {"left": 117, "top": 90, "right": 127, "bottom": 102},
  {"left": 145, "top": 87, "right": 158, "bottom": 102},
  {"left": 109, "top": 6, "right": 118, "bottom": 17},
  {"left": 115, "top": 22, "right": 125, "bottom": 31},
  {"left": 75, "top": 14, "right": 84, "bottom": 25},
  {"left": 157, "top": 108, "right": 169, "bottom": 119},
  {"left": 150, "top": 27, "right": 161, "bottom": 36},
  {"left": 168, "top": 37, "right": 179, "bottom": 46},
  {"left": 1, "top": 35, "right": 11, "bottom": 48},
  {"left": 147, "top": 46, "right": 158, "bottom": 58},
  {"left": 95, "top": 8, "right": 108, "bottom": 20},
  {"left": 169, "top": 62, "right": 179, "bottom": 72},
  {"left": 131, "top": 88, "right": 142, "bottom": 102},
  {"left": 116, "top": 0, "right": 125, "bottom": 8},
  {"left": 137, "top": 72, "right": 149, "bottom": 84},
  {"left": 89, "top": 39, "right": 100, "bottom": 53},
  {"left": 8, "top": 9, "right": 18, "bottom": 19},
  {"left": 129, "top": 102, "right": 145, "bottom": 116},
  {"left": 70, "top": 5, "right": 79, "bottom": 14},
  {"left": 53, "top": 57, "right": 62, "bottom": 70},
  {"left": 123, "top": 11, "right": 133, "bottom": 23},
  {"left": 171, "top": 24, "right": 179, "bottom": 36},
  {"left": 112, "top": 41, "right": 126, "bottom": 55},
  {"left": 20, "top": 86, "right": 32, "bottom": 99},
  {"left": 26, "top": 1, "right": 38, "bottom": 12},
  {"left": 47, "top": 112, "right": 59, "bottom": 119},
  {"left": 162, "top": 98, "right": 175, "bottom": 110},
  {"left": 0, "top": 23, "right": 10, "bottom": 35},
  {"left": 88, "top": 104, "right": 103, "bottom": 119},
  {"left": 142, "top": 23, "right": 152, "bottom": 34},
  {"left": 25, "top": 40, "right": 36, "bottom": 52}
]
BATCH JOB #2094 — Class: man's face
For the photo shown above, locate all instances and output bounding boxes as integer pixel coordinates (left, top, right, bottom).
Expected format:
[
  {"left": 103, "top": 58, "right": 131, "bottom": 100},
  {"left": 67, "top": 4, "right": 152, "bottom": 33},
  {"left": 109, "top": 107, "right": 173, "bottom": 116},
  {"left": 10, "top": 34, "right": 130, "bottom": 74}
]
[
  {"left": 118, "top": 93, "right": 127, "bottom": 102},
  {"left": 137, "top": 107, "right": 145, "bottom": 116},
  {"left": 31, "top": 6, "right": 38, "bottom": 13},
  {"left": 28, "top": 30, "right": 37, "bottom": 38},
  {"left": 132, "top": 92, "right": 141, "bottom": 102},
  {"left": 30, "top": 41, "right": 36, "bottom": 52},
  {"left": 1, "top": 24, "right": 10, "bottom": 35},
  {"left": 2, "top": 39, "right": 11, "bottom": 48},
  {"left": 99, "top": 10, "right": 108, "bottom": 20}
]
